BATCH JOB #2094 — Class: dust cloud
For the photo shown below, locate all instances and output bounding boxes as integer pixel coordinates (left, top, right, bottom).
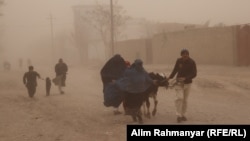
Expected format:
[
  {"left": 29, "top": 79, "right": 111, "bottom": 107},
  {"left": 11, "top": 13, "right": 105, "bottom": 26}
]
[
  {"left": 0, "top": 1, "right": 250, "bottom": 141},
  {"left": 1, "top": 0, "right": 250, "bottom": 69}
]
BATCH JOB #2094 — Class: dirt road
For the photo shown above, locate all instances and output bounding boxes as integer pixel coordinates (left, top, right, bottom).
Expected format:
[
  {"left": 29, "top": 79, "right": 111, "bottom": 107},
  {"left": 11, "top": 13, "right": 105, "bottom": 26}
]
[{"left": 0, "top": 64, "right": 250, "bottom": 141}]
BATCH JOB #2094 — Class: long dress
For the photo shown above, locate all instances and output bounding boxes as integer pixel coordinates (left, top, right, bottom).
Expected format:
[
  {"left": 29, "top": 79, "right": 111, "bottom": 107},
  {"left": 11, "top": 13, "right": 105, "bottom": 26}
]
[{"left": 100, "top": 54, "right": 127, "bottom": 107}]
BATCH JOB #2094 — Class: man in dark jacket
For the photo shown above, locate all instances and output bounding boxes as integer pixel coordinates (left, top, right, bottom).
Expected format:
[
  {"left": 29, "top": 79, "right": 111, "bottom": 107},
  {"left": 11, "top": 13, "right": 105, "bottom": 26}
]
[
  {"left": 168, "top": 49, "right": 197, "bottom": 123},
  {"left": 54, "top": 58, "right": 68, "bottom": 94},
  {"left": 23, "top": 66, "right": 41, "bottom": 98}
]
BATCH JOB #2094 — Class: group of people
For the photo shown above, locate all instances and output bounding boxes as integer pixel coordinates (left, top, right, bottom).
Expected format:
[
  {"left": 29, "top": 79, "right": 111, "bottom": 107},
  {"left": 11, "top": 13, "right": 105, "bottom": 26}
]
[
  {"left": 101, "top": 48, "right": 197, "bottom": 123},
  {"left": 22, "top": 48, "right": 197, "bottom": 123},
  {"left": 23, "top": 58, "right": 68, "bottom": 98}
]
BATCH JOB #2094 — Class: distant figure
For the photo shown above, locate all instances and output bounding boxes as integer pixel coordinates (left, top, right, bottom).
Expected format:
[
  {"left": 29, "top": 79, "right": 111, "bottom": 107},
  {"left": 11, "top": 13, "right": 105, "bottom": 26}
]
[
  {"left": 23, "top": 66, "right": 41, "bottom": 98},
  {"left": 53, "top": 58, "right": 68, "bottom": 94},
  {"left": 168, "top": 49, "right": 197, "bottom": 123},
  {"left": 3, "top": 61, "right": 11, "bottom": 71},
  {"left": 46, "top": 77, "right": 51, "bottom": 96}
]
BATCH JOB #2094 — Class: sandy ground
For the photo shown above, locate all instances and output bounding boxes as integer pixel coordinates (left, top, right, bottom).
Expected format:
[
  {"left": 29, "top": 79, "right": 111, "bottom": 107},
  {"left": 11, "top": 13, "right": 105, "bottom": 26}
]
[{"left": 0, "top": 64, "right": 250, "bottom": 141}]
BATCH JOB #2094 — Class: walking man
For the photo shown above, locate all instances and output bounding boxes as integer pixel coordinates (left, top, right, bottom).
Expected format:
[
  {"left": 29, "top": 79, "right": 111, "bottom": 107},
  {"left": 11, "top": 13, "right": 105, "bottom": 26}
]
[
  {"left": 23, "top": 66, "right": 41, "bottom": 98},
  {"left": 168, "top": 49, "right": 197, "bottom": 123}
]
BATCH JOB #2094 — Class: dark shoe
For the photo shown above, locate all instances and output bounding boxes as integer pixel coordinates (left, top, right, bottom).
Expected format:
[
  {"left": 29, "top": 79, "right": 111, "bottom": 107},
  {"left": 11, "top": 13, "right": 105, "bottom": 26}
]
[
  {"left": 181, "top": 116, "right": 187, "bottom": 121},
  {"left": 177, "top": 117, "right": 182, "bottom": 123}
]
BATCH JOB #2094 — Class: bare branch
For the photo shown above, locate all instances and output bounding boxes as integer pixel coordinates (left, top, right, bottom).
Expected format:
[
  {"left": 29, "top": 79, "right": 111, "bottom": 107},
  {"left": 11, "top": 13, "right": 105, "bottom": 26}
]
[{"left": 80, "top": 1, "right": 129, "bottom": 57}]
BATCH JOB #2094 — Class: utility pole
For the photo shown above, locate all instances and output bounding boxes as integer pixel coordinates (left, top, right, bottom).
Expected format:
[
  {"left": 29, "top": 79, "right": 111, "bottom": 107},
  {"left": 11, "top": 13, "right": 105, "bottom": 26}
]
[
  {"left": 48, "top": 13, "right": 55, "bottom": 63},
  {"left": 110, "top": 0, "right": 114, "bottom": 56}
]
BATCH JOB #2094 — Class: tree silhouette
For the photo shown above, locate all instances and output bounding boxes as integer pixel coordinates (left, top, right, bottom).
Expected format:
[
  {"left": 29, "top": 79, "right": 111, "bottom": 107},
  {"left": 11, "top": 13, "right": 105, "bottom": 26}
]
[{"left": 81, "top": 1, "right": 129, "bottom": 58}]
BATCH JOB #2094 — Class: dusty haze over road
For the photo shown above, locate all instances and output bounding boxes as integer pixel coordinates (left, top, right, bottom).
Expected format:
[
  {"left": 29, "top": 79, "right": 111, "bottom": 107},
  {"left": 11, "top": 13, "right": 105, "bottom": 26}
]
[
  {"left": 0, "top": 1, "right": 250, "bottom": 140},
  {"left": 1, "top": 0, "right": 250, "bottom": 64},
  {"left": 0, "top": 64, "right": 250, "bottom": 141}
]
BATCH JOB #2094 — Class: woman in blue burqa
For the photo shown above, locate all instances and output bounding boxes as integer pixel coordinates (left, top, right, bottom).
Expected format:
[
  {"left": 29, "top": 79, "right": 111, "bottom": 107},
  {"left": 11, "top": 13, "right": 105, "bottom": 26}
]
[
  {"left": 116, "top": 59, "right": 155, "bottom": 122},
  {"left": 117, "top": 59, "right": 153, "bottom": 93}
]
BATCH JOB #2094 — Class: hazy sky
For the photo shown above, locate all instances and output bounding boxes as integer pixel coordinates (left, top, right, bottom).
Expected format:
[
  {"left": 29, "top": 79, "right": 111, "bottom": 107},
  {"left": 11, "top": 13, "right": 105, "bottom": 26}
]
[
  {"left": 3, "top": 0, "right": 247, "bottom": 25},
  {"left": 1, "top": 0, "right": 250, "bottom": 61},
  {"left": 122, "top": 0, "right": 250, "bottom": 25}
]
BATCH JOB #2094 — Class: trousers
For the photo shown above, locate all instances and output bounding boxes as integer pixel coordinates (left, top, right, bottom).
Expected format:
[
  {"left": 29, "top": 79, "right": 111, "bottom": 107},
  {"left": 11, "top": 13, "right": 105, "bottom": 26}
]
[{"left": 174, "top": 83, "right": 191, "bottom": 117}]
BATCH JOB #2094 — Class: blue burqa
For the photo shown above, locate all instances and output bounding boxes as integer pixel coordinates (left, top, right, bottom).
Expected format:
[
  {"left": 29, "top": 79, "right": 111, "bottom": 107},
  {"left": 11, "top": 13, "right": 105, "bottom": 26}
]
[
  {"left": 102, "top": 58, "right": 153, "bottom": 107},
  {"left": 116, "top": 59, "right": 153, "bottom": 94}
]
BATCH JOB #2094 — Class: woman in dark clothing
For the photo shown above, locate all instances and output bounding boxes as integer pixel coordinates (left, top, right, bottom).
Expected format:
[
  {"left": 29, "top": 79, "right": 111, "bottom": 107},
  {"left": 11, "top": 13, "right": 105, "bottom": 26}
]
[
  {"left": 54, "top": 58, "right": 68, "bottom": 94},
  {"left": 100, "top": 54, "right": 127, "bottom": 114},
  {"left": 100, "top": 54, "right": 127, "bottom": 88}
]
